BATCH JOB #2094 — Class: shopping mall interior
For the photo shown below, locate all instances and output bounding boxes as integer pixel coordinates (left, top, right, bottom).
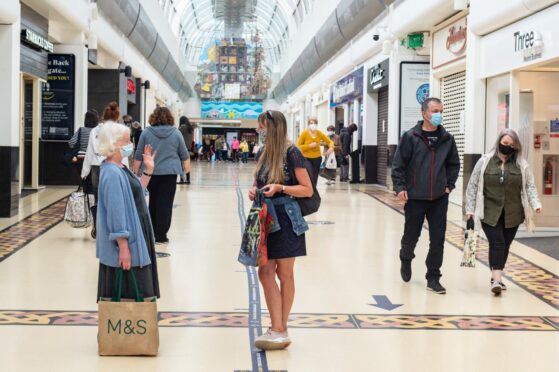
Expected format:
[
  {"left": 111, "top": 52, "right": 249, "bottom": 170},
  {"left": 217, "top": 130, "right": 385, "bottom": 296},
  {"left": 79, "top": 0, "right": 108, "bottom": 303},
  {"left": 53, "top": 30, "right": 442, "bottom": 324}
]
[{"left": 0, "top": 1, "right": 558, "bottom": 371}]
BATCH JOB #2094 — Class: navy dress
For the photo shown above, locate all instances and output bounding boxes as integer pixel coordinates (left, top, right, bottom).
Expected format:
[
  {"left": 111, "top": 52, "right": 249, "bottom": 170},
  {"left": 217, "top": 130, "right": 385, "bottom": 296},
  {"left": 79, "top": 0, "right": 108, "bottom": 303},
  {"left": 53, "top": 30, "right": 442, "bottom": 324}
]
[
  {"left": 97, "top": 167, "right": 160, "bottom": 300},
  {"left": 256, "top": 147, "right": 307, "bottom": 259}
]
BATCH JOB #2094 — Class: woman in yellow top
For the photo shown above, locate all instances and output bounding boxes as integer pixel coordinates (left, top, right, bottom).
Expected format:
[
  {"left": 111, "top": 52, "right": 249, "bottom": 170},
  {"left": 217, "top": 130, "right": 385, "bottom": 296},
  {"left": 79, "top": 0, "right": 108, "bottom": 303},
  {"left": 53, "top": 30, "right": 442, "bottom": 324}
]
[{"left": 297, "top": 117, "right": 334, "bottom": 186}]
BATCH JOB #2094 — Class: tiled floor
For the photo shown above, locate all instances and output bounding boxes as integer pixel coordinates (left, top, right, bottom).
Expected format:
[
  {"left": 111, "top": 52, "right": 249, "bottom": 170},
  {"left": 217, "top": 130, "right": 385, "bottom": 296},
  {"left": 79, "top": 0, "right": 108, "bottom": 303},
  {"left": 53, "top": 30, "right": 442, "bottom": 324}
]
[{"left": 0, "top": 163, "right": 557, "bottom": 372}]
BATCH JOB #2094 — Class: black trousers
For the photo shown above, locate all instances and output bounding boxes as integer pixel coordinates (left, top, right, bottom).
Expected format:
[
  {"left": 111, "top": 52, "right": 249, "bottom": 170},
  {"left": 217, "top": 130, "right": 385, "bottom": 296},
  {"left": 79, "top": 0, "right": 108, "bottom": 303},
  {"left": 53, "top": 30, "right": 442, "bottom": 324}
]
[
  {"left": 350, "top": 151, "right": 360, "bottom": 182},
  {"left": 148, "top": 175, "right": 177, "bottom": 242},
  {"left": 481, "top": 212, "right": 519, "bottom": 270},
  {"left": 307, "top": 157, "right": 322, "bottom": 187},
  {"left": 89, "top": 165, "right": 101, "bottom": 231},
  {"left": 400, "top": 194, "right": 449, "bottom": 280}
]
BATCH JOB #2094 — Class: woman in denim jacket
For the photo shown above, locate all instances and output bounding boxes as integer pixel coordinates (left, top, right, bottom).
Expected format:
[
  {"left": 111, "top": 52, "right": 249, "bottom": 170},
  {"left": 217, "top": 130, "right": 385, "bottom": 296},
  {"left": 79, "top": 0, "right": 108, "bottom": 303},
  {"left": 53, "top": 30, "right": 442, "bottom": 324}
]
[
  {"left": 96, "top": 123, "right": 160, "bottom": 301},
  {"left": 249, "top": 110, "right": 313, "bottom": 350}
]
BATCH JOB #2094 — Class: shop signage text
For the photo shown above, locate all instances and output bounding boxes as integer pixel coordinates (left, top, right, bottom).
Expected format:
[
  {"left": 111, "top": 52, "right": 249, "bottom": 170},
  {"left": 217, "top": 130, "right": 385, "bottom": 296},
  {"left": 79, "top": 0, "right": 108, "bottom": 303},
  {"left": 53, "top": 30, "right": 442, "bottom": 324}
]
[
  {"left": 514, "top": 31, "right": 544, "bottom": 62},
  {"left": 432, "top": 15, "right": 467, "bottom": 69},
  {"left": 367, "top": 59, "right": 389, "bottom": 93},
  {"left": 330, "top": 67, "right": 364, "bottom": 107},
  {"left": 42, "top": 54, "right": 75, "bottom": 140},
  {"left": 21, "top": 29, "right": 53, "bottom": 53}
]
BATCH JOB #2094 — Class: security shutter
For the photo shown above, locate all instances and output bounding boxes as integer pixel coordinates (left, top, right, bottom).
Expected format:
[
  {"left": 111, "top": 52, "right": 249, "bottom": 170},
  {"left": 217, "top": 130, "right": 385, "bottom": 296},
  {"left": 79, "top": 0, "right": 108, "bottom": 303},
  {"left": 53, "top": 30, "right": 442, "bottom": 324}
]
[
  {"left": 440, "top": 70, "right": 465, "bottom": 205},
  {"left": 377, "top": 87, "right": 389, "bottom": 186}
]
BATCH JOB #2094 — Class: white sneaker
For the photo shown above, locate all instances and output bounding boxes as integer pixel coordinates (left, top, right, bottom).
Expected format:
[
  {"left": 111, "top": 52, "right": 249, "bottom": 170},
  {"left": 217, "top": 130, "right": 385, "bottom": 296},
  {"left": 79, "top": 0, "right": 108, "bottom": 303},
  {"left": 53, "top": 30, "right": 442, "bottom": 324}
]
[
  {"left": 254, "top": 328, "right": 291, "bottom": 350},
  {"left": 491, "top": 280, "right": 502, "bottom": 296}
]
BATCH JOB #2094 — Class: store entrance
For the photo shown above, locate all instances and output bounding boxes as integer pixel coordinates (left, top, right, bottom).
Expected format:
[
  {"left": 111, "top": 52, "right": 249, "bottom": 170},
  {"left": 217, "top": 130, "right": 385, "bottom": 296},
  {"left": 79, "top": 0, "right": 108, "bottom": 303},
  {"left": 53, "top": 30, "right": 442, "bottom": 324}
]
[{"left": 19, "top": 75, "right": 41, "bottom": 191}]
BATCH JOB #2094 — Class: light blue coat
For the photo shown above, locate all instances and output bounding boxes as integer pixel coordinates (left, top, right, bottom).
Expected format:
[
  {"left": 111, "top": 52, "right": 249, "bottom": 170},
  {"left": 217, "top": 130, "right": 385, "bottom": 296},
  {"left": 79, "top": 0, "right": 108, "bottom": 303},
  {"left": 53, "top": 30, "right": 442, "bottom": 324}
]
[{"left": 96, "top": 162, "right": 151, "bottom": 268}]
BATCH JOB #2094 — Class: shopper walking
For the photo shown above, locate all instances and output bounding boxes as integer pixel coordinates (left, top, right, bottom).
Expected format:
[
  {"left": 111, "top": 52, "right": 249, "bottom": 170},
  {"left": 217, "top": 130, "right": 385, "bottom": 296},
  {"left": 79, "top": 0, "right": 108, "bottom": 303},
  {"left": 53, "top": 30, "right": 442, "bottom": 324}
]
[
  {"left": 392, "top": 97, "right": 460, "bottom": 294},
  {"left": 339, "top": 124, "right": 357, "bottom": 182},
  {"left": 96, "top": 122, "right": 160, "bottom": 301},
  {"left": 231, "top": 137, "right": 240, "bottom": 162},
  {"left": 250, "top": 110, "right": 313, "bottom": 350},
  {"left": 240, "top": 139, "right": 250, "bottom": 163},
  {"left": 465, "top": 129, "right": 541, "bottom": 295},
  {"left": 178, "top": 116, "right": 194, "bottom": 183},
  {"left": 69, "top": 110, "right": 98, "bottom": 179},
  {"left": 133, "top": 107, "right": 191, "bottom": 244},
  {"left": 296, "top": 117, "right": 334, "bottom": 186},
  {"left": 82, "top": 102, "right": 126, "bottom": 239},
  {"left": 214, "top": 136, "right": 223, "bottom": 161}
]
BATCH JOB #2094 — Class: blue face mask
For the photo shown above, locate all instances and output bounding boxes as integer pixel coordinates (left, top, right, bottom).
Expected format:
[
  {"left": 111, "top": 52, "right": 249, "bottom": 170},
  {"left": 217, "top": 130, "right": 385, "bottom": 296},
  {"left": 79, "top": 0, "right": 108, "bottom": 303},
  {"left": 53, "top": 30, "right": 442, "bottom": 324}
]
[
  {"left": 430, "top": 112, "right": 443, "bottom": 126},
  {"left": 121, "top": 143, "right": 134, "bottom": 158}
]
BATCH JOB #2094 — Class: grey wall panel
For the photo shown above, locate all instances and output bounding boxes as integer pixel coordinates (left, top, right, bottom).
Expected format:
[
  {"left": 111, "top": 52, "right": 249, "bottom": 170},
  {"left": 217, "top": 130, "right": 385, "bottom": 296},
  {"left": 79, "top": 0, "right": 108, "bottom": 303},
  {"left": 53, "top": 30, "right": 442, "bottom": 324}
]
[
  {"left": 20, "top": 4, "right": 48, "bottom": 80},
  {"left": 300, "top": 39, "right": 322, "bottom": 76},
  {"left": 97, "top": 0, "right": 140, "bottom": 36},
  {"left": 314, "top": 12, "right": 346, "bottom": 59},
  {"left": 128, "top": 8, "right": 158, "bottom": 58},
  {"left": 337, "top": 0, "right": 387, "bottom": 40},
  {"left": 148, "top": 36, "right": 171, "bottom": 73}
]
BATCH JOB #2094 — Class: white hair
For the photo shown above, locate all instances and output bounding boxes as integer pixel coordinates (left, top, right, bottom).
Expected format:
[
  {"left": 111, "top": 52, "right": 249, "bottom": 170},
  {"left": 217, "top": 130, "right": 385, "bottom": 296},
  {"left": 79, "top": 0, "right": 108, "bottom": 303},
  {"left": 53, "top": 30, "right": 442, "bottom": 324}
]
[{"left": 97, "top": 122, "right": 130, "bottom": 157}]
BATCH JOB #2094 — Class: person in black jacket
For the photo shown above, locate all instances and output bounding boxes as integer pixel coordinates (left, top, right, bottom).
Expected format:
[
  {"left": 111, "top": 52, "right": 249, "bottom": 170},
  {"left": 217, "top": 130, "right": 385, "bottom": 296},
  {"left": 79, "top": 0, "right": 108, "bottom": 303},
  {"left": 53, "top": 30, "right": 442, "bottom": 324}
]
[
  {"left": 339, "top": 124, "right": 357, "bottom": 182},
  {"left": 392, "top": 97, "right": 460, "bottom": 295}
]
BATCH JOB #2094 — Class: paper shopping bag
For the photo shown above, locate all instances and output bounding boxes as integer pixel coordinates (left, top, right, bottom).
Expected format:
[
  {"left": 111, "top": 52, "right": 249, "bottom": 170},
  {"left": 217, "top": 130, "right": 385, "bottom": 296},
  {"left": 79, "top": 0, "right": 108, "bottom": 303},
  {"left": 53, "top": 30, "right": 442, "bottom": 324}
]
[{"left": 98, "top": 269, "right": 159, "bottom": 356}]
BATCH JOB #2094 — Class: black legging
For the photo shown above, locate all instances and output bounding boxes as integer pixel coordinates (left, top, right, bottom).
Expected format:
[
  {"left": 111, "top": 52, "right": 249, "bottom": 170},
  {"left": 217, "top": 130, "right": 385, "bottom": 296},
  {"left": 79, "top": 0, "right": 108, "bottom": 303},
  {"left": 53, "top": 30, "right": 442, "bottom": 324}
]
[
  {"left": 306, "top": 157, "right": 322, "bottom": 187},
  {"left": 481, "top": 212, "right": 519, "bottom": 270},
  {"left": 88, "top": 165, "right": 100, "bottom": 231},
  {"left": 148, "top": 175, "right": 177, "bottom": 242}
]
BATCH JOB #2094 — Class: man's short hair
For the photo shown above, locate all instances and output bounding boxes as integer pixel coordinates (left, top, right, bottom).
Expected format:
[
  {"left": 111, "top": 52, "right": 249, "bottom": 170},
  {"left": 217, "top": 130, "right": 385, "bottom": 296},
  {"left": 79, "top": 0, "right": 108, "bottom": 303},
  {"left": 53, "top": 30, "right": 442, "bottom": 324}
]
[{"left": 421, "top": 97, "right": 442, "bottom": 112}]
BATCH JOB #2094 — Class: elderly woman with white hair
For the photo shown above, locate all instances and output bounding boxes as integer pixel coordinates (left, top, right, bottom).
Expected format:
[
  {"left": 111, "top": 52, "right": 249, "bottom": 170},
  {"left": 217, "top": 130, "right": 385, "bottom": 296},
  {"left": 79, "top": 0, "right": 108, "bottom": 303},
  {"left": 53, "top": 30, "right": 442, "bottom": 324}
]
[{"left": 96, "top": 123, "right": 160, "bottom": 301}]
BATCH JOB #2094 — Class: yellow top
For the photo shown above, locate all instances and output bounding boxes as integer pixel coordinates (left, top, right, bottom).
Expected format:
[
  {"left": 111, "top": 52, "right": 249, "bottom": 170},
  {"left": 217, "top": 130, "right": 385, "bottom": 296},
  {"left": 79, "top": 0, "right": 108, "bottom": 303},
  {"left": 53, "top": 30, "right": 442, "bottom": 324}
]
[
  {"left": 297, "top": 129, "right": 334, "bottom": 159},
  {"left": 240, "top": 142, "right": 249, "bottom": 152}
]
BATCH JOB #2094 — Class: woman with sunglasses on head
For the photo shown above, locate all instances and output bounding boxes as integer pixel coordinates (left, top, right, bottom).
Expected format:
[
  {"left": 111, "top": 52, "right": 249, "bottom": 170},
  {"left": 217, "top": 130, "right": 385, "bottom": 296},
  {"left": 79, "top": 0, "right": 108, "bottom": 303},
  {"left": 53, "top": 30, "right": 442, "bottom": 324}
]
[
  {"left": 465, "top": 129, "right": 541, "bottom": 295},
  {"left": 249, "top": 110, "right": 313, "bottom": 350}
]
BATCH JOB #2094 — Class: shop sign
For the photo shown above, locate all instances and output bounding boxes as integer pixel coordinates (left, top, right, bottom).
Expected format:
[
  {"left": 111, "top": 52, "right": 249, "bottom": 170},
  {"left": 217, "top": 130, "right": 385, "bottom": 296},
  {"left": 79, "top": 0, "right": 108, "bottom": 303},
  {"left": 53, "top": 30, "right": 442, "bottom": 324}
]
[
  {"left": 42, "top": 54, "right": 75, "bottom": 140},
  {"left": 367, "top": 59, "right": 389, "bottom": 93},
  {"left": 127, "top": 79, "right": 136, "bottom": 95},
  {"left": 399, "top": 62, "right": 430, "bottom": 136},
  {"left": 21, "top": 29, "right": 53, "bottom": 53},
  {"left": 514, "top": 31, "right": 544, "bottom": 62},
  {"left": 432, "top": 16, "right": 467, "bottom": 69},
  {"left": 330, "top": 67, "right": 364, "bottom": 108}
]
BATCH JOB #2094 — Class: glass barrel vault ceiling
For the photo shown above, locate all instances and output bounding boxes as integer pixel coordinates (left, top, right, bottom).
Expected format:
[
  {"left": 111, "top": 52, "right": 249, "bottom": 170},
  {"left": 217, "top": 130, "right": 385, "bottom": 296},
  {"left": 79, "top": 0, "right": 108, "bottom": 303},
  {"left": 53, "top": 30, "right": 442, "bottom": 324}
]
[{"left": 158, "top": 0, "right": 313, "bottom": 66}]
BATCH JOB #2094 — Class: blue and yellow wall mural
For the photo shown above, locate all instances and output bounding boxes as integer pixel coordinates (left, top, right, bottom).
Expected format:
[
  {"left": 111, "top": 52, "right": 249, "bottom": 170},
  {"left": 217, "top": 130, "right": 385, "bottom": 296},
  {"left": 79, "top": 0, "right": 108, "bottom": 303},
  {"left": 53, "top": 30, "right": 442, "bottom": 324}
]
[{"left": 201, "top": 101, "right": 263, "bottom": 119}]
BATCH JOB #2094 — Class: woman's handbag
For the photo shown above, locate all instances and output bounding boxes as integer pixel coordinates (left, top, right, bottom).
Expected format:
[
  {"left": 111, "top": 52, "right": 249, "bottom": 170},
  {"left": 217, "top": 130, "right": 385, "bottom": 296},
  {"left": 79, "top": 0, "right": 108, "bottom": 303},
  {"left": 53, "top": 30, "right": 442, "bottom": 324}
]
[
  {"left": 238, "top": 190, "right": 273, "bottom": 267},
  {"left": 461, "top": 218, "right": 477, "bottom": 267},
  {"left": 98, "top": 269, "right": 159, "bottom": 356},
  {"left": 64, "top": 181, "right": 95, "bottom": 228},
  {"left": 291, "top": 157, "right": 321, "bottom": 216}
]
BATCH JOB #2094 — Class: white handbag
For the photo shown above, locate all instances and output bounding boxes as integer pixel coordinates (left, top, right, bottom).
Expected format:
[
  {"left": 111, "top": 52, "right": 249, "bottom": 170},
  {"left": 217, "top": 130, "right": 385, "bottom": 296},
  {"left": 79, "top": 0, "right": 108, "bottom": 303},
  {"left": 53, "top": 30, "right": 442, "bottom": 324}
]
[
  {"left": 325, "top": 152, "right": 337, "bottom": 170},
  {"left": 64, "top": 182, "right": 94, "bottom": 228}
]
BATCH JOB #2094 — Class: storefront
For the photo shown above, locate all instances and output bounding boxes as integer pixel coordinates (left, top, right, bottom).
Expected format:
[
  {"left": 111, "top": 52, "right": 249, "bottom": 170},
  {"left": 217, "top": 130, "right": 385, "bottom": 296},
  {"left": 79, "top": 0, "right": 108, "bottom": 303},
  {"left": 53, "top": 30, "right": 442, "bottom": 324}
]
[
  {"left": 19, "top": 4, "right": 51, "bottom": 191},
  {"left": 480, "top": 3, "right": 559, "bottom": 228},
  {"left": 365, "top": 59, "right": 390, "bottom": 185},
  {"left": 431, "top": 12, "right": 468, "bottom": 205}
]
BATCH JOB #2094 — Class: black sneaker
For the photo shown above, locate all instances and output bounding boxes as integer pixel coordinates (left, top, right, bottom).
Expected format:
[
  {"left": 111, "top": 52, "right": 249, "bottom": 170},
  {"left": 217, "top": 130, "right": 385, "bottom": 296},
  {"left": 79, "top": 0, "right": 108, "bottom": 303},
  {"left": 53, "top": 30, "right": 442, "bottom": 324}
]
[
  {"left": 490, "top": 278, "right": 507, "bottom": 291},
  {"left": 91, "top": 227, "right": 96, "bottom": 239},
  {"left": 427, "top": 280, "right": 446, "bottom": 294},
  {"left": 400, "top": 260, "right": 412, "bottom": 282}
]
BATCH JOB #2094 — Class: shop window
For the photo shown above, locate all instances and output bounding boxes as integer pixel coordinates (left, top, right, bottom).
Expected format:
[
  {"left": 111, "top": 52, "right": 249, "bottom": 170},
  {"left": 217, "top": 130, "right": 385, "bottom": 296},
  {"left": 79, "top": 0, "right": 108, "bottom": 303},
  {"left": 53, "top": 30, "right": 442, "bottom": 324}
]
[{"left": 485, "top": 73, "right": 510, "bottom": 153}]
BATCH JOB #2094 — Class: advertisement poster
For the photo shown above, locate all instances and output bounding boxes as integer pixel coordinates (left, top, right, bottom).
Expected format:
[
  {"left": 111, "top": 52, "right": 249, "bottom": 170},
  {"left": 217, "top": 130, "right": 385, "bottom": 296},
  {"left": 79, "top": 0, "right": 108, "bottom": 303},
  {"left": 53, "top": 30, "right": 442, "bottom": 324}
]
[
  {"left": 201, "top": 101, "right": 263, "bottom": 119},
  {"left": 399, "top": 62, "right": 430, "bottom": 136},
  {"left": 42, "top": 54, "right": 75, "bottom": 140}
]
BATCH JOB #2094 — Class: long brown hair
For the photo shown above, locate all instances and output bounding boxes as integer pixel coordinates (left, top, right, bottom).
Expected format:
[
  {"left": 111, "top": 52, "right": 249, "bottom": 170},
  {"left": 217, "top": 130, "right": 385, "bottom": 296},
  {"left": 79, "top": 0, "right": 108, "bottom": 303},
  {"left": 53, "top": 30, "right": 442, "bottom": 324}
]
[{"left": 254, "top": 110, "right": 290, "bottom": 184}]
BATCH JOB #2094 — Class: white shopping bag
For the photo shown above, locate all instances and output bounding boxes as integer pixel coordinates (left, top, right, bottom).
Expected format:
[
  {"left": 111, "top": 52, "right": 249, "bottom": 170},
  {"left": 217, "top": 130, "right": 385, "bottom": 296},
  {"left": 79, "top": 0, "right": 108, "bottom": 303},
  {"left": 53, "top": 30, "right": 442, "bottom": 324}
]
[{"left": 325, "top": 152, "right": 337, "bottom": 170}]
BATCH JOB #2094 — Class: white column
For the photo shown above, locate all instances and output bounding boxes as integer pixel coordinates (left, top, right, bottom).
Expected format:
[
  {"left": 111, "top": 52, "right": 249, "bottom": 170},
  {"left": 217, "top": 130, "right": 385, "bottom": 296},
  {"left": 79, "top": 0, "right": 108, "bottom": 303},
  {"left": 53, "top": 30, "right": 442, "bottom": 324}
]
[
  {"left": 54, "top": 44, "right": 88, "bottom": 131},
  {"left": 353, "top": 98, "right": 360, "bottom": 150},
  {"left": 362, "top": 91, "right": 378, "bottom": 146},
  {"left": 0, "top": 22, "right": 20, "bottom": 148},
  {"left": 343, "top": 103, "right": 350, "bottom": 127},
  {"left": 464, "top": 28, "right": 485, "bottom": 154}
]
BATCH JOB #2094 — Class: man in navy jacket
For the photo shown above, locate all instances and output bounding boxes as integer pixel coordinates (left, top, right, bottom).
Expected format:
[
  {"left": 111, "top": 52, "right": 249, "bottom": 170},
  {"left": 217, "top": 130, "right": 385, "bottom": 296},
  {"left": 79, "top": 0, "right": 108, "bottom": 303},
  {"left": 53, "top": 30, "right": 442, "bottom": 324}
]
[{"left": 392, "top": 97, "right": 460, "bottom": 294}]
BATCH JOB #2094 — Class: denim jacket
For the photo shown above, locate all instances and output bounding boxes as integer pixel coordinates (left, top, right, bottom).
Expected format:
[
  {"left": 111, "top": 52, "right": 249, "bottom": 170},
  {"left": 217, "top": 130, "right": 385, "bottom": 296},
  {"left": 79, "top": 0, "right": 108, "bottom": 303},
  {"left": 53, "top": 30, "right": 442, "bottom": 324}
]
[{"left": 263, "top": 196, "right": 309, "bottom": 236}]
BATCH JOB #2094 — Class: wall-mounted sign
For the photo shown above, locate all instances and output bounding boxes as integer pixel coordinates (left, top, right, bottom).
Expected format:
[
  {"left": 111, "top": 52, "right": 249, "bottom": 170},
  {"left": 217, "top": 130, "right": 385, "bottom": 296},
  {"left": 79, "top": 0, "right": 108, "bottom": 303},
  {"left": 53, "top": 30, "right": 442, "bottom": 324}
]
[
  {"left": 367, "top": 59, "right": 389, "bottom": 93},
  {"left": 42, "top": 54, "right": 75, "bottom": 140},
  {"left": 330, "top": 67, "right": 364, "bottom": 108},
  {"left": 399, "top": 62, "right": 430, "bottom": 136},
  {"left": 432, "top": 15, "right": 467, "bottom": 69},
  {"left": 201, "top": 100, "right": 263, "bottom": 119},
  {"left": 21, "top": 29, "right": 53, "bottom": 53},
  {"left": 127, "top": 79, "right": 136, "bottom": 95},
  {"left": 514, "top": 31, "right": 544, "bottom": 62}
]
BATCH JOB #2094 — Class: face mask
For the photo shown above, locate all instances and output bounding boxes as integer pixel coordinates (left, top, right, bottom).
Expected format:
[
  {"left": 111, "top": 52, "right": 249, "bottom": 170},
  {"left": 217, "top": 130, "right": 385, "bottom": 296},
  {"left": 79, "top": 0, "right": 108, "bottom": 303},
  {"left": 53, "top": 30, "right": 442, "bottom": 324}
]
[
  {"left": 309, "top": 124, "right": 318, "bottom": 131},
  {"left": 327, "top": 131, "right": 335, "bottom": 137},
  {"left": 430, "top": 112, "right": 443, "bottom": 126},
  {"left": 121, "top": 143, "right": 134, "bottom": 158},
  {"left": 499, "top": 143, "right": 515, "bottom": 155}
]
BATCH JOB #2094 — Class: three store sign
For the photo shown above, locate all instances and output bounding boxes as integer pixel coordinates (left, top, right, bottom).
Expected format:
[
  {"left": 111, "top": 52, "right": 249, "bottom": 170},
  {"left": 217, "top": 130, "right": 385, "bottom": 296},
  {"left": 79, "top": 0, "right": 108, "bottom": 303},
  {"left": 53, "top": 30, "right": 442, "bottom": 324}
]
[
  {"left": 514, "top": 30, "right": 544, "bottom": 62},
  {"left": 21, "top": 29, "right": 53, "bottom": 53}
]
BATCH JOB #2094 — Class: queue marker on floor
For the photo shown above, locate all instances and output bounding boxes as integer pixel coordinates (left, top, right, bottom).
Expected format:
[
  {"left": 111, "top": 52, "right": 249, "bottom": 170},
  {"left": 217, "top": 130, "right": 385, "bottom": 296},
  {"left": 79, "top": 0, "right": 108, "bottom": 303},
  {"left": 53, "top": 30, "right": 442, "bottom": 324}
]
[{"left": 369, "top": 295, "right": 403, "bottom": 311}]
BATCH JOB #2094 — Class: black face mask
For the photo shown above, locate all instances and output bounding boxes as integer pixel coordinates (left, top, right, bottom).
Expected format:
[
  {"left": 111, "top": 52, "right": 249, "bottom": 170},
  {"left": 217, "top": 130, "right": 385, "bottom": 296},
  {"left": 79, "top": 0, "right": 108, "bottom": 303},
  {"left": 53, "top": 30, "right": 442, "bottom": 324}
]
[{"left": 499, "top": 143, "right": 515, "bottom": 155}]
